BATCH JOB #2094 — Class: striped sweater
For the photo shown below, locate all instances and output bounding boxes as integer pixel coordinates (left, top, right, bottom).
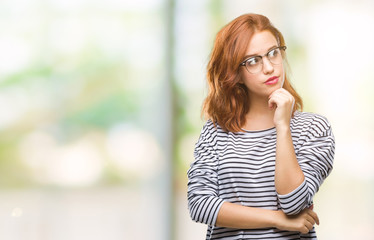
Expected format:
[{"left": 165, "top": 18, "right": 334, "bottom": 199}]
[{"left": 187, "top": 111, "right": 335, "bottom": 239}]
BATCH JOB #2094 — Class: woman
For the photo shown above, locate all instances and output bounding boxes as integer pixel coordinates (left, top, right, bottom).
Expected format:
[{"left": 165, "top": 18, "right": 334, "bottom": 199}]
[{"left": 187, "top": 13, "right": 335, "bottom": 239}]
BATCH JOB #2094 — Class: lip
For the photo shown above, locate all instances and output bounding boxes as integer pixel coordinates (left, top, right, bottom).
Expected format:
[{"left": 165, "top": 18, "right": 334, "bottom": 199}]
[{"left": 265, "top": 76, "right": 279, "bottom": 85}]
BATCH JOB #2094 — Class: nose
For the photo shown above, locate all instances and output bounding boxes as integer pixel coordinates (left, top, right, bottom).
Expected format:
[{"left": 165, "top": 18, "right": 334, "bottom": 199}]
[{"left": 262, "top": 57, "right": 274, "bottom": 75}]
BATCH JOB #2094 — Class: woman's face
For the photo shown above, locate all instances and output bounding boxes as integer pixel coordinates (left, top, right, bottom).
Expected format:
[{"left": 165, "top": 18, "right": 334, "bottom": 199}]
[{"left": 239, "top": 30, "right": 284, "bottom": 98}]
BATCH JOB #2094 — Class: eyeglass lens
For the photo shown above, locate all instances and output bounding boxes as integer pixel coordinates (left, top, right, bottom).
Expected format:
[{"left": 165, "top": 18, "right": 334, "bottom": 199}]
[{"left": 245, "top": 47, "right": 285, "bottom": 74}]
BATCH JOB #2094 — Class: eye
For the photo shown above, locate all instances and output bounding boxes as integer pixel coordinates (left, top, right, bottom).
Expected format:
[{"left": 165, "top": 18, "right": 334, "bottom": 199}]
[
  {"left": 246, "top": 57, "right": 261, "bottom": 66},
  {"left": 268, "top": 48, "right": 280, "bottom": 58}
]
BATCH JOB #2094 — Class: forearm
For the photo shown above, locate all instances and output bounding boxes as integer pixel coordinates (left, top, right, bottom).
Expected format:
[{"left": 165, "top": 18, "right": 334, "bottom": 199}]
[
  {"left": 216, "top": 202, "right": 277, "bottom": 229},
  {"left": 216, "top": 201, "right": 319, "bottom": 234},
  {"left": 275, "top": 126, "right": 305, "bottom": 195}
]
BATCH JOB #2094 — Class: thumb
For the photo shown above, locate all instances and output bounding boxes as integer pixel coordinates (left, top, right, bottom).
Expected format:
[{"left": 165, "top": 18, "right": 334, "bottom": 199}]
[{"left": 268, "top": 98, "right": 276, "bottom": 109}]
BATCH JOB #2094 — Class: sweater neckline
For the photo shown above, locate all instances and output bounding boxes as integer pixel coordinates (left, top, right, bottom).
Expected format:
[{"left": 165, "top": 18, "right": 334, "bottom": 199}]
[{"left": 239, "top": 126, "right": 276, "bottom": 137}]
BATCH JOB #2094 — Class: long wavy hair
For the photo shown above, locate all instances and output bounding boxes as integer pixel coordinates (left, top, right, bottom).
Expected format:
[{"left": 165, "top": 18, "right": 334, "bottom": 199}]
[{"left": 202, "top": 13, "right": 303, "bottom": 132}]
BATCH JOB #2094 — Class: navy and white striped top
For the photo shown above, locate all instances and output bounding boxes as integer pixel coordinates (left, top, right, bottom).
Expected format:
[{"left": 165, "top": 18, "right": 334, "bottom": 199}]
[{"left": 187, "top": 111, "right": 335, "bottom": 239}]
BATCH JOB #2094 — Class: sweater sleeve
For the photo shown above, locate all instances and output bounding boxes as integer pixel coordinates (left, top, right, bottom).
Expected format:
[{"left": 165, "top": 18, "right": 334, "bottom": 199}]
[
  {"left": 187, "top": 121, "right": 225, "bottom": 226},
  {"left": 277, "top": 115, "right": 335, "bottom": 215}
]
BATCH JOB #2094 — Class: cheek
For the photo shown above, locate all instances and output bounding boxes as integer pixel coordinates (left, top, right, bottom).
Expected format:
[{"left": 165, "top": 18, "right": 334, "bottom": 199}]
[{"left": 240, "top": 74, "right": 259, "bottom": 90}]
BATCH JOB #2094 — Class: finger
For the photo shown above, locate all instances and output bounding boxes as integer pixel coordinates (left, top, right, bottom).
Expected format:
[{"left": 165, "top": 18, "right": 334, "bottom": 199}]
[
  {"left": 300, "top": 226, "right": 309, "bottom": 234},
  {"left": 268, "top": 94, "right": 290, "bottom": 109},
  {"left": 268, "top": 98, "right": 276, "bottom": 109},
  {"left": 268, "top": 87, "right": 288, "bottom": 99},
  {"left": 308, "top": 210, "right": 320, "bottom": 225},
  {"left": 277, "top": 91, "right": 295, "bottom": 105},
  {"left": 304, "top": 220, "right": 313, "bottom": 231},
  {"left": 268, "top": 95, "right": 286, "bottom": 109},
  {"left": 306, "top": 208, "right": 319, "bottom": 225},
  {"left": 274, "top": 88, "right": 295, "bottom": 103},
  {"left": 269, "top": 89, "right": 293, "bottom": 103},
  {"left": 273, "top": 87, "right": 289, "bottom": 95},
  {"left": 268, "top": 95, "right": 280, "bottom": 109},
  {"left": 268, "top": 90, "right": 278, "bottom": 100},
  {"left": 305, "top": 214, "right": 316, "bottom": 226},
  {"left": 269, "top": 87, "right": 286, "bottom": 98}
]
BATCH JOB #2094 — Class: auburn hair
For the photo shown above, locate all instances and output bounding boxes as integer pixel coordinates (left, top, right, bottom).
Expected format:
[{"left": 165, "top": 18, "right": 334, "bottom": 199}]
[{"left": 202, "top": 13, "right": 303, "bottom": 132}]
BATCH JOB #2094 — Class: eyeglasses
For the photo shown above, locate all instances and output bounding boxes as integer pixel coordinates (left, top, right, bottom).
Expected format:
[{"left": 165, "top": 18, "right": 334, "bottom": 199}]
[{"left": 239, "top": 46, "right": 287, "bottom": 74}]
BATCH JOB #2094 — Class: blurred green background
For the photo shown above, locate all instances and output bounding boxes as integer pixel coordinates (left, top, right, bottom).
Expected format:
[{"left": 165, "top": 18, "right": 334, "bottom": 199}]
[{"left": 0, "top": 0, "right": 373, "bottom": 239}]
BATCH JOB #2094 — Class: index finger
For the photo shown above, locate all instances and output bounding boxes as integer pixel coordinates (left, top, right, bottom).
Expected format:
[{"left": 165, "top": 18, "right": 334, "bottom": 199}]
[{"left": 308, "top": 210, "right": 320, "bottom": 225}]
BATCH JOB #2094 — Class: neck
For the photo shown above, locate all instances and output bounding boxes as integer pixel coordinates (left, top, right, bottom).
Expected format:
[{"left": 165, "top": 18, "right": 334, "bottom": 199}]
[
  {"left": 248, "top": 93, "right": 274, "bottom": 115},
  {"left": 242, "top": 95, "right": 275, "bottom": 131}
]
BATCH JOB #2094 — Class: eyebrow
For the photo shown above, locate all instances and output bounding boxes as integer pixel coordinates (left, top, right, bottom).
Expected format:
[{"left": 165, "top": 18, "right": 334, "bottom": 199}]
[{"left": 242, "top": 45, "right": 278, "bottom": 61}]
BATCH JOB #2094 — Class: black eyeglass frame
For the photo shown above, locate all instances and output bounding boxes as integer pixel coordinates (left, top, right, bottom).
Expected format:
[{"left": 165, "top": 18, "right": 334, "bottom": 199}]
[{"left": 239, "top": 46, "right": 287, "bottom": 73}]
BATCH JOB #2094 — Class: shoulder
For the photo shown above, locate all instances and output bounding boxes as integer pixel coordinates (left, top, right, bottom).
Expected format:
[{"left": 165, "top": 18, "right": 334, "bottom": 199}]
[
  {"left": 292, "top": 111, "right": 333, "bottom": 137},
  {"left": 198, "top": 120, "right": 227, "bottom": 145},
  {"left": 293, "top": 111, "right": 331, "bottom": 127},
  {"left": 200, "top": 119, "right": 217, "bottom": 137}
]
